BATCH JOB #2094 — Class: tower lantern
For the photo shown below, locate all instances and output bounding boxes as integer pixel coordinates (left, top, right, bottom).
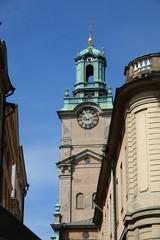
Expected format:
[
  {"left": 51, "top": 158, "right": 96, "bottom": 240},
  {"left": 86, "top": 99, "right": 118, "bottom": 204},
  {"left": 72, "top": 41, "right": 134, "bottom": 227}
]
[{"left": 74, "top": 22, "right": 107, "bottom": 98}]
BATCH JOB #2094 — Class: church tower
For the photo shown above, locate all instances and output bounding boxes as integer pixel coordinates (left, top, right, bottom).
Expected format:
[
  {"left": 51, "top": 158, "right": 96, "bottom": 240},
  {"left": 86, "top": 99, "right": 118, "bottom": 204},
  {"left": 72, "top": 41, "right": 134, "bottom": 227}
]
[{"left": 56, "top": 23, "right": 113, "bottom": 225}]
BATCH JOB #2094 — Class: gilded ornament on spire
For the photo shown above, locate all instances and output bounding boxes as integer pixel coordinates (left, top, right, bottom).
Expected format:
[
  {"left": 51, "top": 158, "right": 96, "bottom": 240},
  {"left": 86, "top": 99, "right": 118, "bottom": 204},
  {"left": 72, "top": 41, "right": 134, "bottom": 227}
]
[
  {"left": 102, "top": 47, "right": 105, "bottom": 56},
  {"left": 88, "top": 20, "right": 93, "bottom": 45},
  {"left": 65, "top": 88, "right": 69, "bottom": 97},
  {"left": 77, "top": 48, "right": 80, "bottom": 56}
]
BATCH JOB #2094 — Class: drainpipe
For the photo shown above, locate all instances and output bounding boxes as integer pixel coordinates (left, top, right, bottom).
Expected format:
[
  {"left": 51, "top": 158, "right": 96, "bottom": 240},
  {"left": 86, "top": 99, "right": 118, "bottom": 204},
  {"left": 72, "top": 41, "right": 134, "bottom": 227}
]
[
  {"left": 94, "top": 201, "right": 104, "bottom": 213},
  {"left": 0, "top": 87, "right": 15, "bottom": 203},
  {"left": 111, "top": 168, "right": 116, "bottom": 240}
]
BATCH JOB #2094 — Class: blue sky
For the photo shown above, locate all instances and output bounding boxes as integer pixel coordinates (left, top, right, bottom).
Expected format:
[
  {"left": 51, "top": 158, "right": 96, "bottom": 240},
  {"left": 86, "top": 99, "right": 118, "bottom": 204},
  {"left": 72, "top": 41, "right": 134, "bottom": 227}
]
[{"left": 1, "top": 0, "right": 160, "bottom": 239}]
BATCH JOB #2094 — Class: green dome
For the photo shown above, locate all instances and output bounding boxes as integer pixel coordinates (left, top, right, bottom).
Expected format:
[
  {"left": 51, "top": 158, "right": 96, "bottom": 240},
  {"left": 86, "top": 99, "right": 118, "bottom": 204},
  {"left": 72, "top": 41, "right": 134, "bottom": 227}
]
[{"left": 79, "top": 45, "right": 102, "bottom": 57}]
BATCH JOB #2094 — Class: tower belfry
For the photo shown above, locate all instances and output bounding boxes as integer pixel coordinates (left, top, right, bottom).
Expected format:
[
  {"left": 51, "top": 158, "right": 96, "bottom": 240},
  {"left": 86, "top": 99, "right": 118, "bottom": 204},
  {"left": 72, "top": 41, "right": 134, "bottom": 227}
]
[
  {"left": 51, "top": 22, "right": 113, "bottom": 240},
  {"left": 74, "top": 21, "right": 107, "bottom": 98}
]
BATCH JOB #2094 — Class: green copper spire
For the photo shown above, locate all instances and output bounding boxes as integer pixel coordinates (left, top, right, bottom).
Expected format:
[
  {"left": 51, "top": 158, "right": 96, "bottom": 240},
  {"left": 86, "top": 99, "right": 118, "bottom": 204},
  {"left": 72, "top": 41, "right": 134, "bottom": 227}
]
[{"left": 59, "top": 24, "right": 113, "bottom": 111}]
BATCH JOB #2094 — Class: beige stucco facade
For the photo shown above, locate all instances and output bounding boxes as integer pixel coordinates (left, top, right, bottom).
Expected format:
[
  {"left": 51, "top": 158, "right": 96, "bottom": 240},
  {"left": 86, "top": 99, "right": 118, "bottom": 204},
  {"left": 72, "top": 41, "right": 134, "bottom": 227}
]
[
  {"left": 57, "top": 104, "right": 111, "bottom": 224},
  {"left": 59, "top": 105, "right": 111, "bottom": 161},
  {"left": 71, "top": 157, "right": 101, "bottom": 222},
  {"left": 61, "top": 228, "right": 98, "bottom": 240},
  {"left": 94, "top": 53, "right": 160, "bottom": 240}
]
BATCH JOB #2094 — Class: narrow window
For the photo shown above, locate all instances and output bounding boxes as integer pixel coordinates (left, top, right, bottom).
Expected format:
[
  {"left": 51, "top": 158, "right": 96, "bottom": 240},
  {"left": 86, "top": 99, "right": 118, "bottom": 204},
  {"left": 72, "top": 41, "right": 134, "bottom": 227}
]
[
  {"left": 92, "top": 192, "right": 96, "bottom": 208},
  {"left": 6, "top": 151, "right": 9, "bottom": 169},
  {"left": 6, "top": 151, "right": 11, "bottom": 177},
  {"left": 4, "top": 178, "right": 7, "bottom": 208},
  {"left": 110, "top": 194, "right": 112, "bottom": 236},
  {"left": 120, "top": 162, "right": 123, "bottom": 212},
  {"left": 107, "top": 202, "right": 109, "bottom": 239},
  {"left": 116, "top": 178, "right": 119, "bottom": 224},
  {"left": 86, "top": 64, "right": 94, "bottom": 82},
  {"left": 8, "top": 190, "right": 10, "bottom": 210},
  {"left": 76, "top": 193, "right": 85, "bottom": 209}
]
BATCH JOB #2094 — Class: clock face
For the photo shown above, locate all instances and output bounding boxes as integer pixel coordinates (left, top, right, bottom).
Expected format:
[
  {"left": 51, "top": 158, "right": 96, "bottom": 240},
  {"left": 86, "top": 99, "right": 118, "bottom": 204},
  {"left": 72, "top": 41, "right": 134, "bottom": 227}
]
[{"left": 77, "top": 108, "right": 99, "bottom": 129}]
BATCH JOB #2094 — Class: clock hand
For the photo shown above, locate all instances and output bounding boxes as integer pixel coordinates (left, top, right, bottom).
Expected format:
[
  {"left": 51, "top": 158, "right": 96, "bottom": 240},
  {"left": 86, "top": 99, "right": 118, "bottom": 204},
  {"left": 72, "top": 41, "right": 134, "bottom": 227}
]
[
  {"left": 83, "top": 110, "right": 89, "bottom": 120},
  {"left": 87, "top": 112, "right": 99, "bottom": 120}
]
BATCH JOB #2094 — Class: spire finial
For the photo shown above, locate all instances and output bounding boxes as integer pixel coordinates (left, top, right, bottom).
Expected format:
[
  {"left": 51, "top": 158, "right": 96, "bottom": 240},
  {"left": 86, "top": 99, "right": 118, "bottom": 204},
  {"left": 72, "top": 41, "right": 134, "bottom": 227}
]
[
  {"left": 65, "top": 88, "right": 69, "bottom": 97},
  {"left": 108, "top": 85, "right": 112, "bottom": 96},
  {"left": 89, "top": 20, "right": 92, "bottom": 37},
  {"left": 77, "top": 48, "right": 80, "bottom": 56},
  {"left": 88, "top": 19, "right": 93, "bottom": 45},
  {"left": 102, "top": 46, "right": 105, "bottom": 56}
]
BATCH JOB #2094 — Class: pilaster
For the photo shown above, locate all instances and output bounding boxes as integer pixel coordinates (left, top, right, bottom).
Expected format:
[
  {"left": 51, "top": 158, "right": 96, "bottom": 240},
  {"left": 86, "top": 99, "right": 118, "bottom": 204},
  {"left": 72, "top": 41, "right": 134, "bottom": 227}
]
[{"left": 58, "top": 164, "right": 72, "bottom": 223}]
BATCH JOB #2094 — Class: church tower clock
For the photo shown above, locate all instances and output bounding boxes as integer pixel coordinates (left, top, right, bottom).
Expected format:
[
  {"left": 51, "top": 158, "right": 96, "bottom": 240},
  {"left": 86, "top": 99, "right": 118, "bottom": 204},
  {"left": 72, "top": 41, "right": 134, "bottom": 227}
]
[{"left": 56, "top": 23, "right": 113, "bottom": 226}]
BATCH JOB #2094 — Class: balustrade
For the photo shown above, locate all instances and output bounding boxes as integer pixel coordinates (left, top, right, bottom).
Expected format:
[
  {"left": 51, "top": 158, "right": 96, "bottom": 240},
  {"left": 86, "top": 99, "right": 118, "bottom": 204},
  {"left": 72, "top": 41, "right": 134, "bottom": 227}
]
[
  {"left": 124, "top": 53, "right": 160, "bottom": 82},
  {"left": 133, "top": 58, "right": 151, "bottom": 76}
]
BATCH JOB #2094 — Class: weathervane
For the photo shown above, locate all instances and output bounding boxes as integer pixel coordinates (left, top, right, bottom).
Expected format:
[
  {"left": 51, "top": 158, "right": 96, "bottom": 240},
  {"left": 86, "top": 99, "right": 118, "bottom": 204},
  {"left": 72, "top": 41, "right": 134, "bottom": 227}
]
[
  {"left": 89, "top": 20, "right": 92, "bottom": 38},
  {"left": 88, "top": 19, "right": 93, "bottom": 45}
]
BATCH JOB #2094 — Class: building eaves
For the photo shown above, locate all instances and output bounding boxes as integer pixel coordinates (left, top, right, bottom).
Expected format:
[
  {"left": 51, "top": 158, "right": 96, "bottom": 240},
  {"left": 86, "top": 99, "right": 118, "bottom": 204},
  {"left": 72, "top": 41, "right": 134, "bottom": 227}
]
[
  {"left": 66, "top": 218, "right": 94, "bottom": 226},
  {"left": 0, "top": 204, "right": 41, "bottom": 240},
  {"left": 51, "top": 218, "right": 98, "bottom": 231},
  {"left": 64, "top": 218, "right": 98, "bottom": 229},
  {"left": 0, "top": 40, "right": 14, "bottom": 94}
]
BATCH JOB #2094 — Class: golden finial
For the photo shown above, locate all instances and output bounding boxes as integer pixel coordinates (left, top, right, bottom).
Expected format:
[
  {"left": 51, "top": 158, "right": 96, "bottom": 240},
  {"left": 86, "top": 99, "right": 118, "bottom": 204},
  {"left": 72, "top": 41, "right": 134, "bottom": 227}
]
[
  {"left": 102, "top": 47, "right": 105, "bottom": 55},
  {"left": 77, "top": 48, "right": 80, "bottom": 56},
  {"left": 65, "top": 87, "right": 69, "bottom": 97},
  {"left": 88, "top": 19, "right": 93, "bottom": 45}
]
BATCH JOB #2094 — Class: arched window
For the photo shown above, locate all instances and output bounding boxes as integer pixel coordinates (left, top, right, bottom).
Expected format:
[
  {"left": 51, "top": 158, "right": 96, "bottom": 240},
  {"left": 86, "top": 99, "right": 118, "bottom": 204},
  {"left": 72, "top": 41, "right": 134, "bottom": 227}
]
[
  {"left": 92, "top": 192, "right": 96, "bottom": 208},
  {"left": 86, "top": 64, "right": 94, "bottom": 82},
  {"left": 76, "top": 193, "right": 85, "bottom": 209}
]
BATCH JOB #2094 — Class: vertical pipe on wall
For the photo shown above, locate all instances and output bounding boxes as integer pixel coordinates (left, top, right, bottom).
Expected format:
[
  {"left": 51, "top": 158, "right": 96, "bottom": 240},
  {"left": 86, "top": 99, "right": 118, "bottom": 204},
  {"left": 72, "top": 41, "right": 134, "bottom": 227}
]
[{"left": 112, "top": 168, "right": 116, "bottom": 240}]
